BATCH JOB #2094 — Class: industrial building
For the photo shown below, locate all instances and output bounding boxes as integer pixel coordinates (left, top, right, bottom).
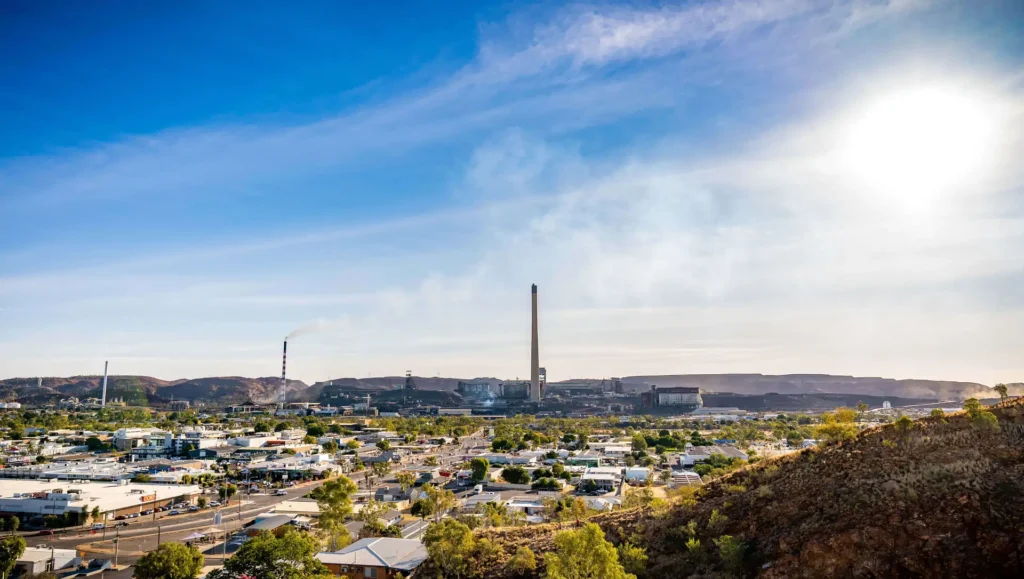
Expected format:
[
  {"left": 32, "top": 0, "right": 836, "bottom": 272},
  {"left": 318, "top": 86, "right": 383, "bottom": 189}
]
[
  {"left": 499, "top": 381, "right": 530, "bottom": 399},
  {"left": 640, "top": 385, "right": 703, "bottom": 412}
]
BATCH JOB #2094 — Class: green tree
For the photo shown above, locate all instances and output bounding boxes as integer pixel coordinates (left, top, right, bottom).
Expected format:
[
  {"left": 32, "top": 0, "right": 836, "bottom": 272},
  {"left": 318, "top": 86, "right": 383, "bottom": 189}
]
[
  {"left": 631, "top": 435, "right": 648, "bottom": 453},
  {"left": 963, "top": 398, "right": 982, "bottom": 416},
  {"left": 4, "top": 518, "right": 16, "bottom": 537},
  {"left": 501, "top": 465, "right": 531, "bottom": 485},
  {"left": 90, "top": 506, "right": 101, "bottom": 523},
  {"left": 133, "top": 473, "right": 153, "bottom": 483},
  {"left": 544, "top": 522, "right": 635, "bottom": 579},
  {"left": 197, "top": 497, "right": 207, "bottom": 509},
  {"left": 133, "top": 542, "right": 204, "bottom": 579},
  {"left": 424, "top": 455, "right": 438, "bottom": 466},
  {"left": 310, "top": 475, "right": 357, "bottom": 550},
  {"left": 218, "top": 484, "right": 238, "bottom": 503},
  {"left": 714, "top": 535, "right": 747, "bottom": 576},
  {"left": 930, "top": 408, "right": 945, "bottom": 418},
  {"left": 816, "top": 409, "right": 858, "bottom": 444},
  {"left": 306, "top": 424, "right": 326, "bottom": 438},
  {"left": 85, "top": 436, "right": 108, "bottom": 451},
  {"left": 894, "top": 415, "right": 914, "bottom": 434},
  {"left": 274, "top": 421, "right": 289, "bottom": 432},
  {"left": 508, "top": 546, "right": 537, "bottom": 576},
  {"left": 395, "top": 471, "right": 417, "bottom": 493},
  {"left": 206, "top": 528, "right": 334, "bottom": 579},
  {"left": 0, "top": 536, "right": 25, "bottom": 579},
  {"left": 470, "top": 457, "right": 490, "bottom": 482},
  {"left": 420, "top": 484, "right": 458, "bottom": 523},
  {"left": 345, "top": 439, "right": 360, "bottom": 450},
  {"left": 617, "top": 542, "right": 648, "bottom": 577},
  {"left": 376, "top": 439, "right": 391, "bottom": 451},
  {"left": 423, "top": 519, "right": 475, "bottom": 579},
  {"left": 321, "top": 441, "right": 339, "bottom": 455},
  {"left": 994, "top": 383, "right": 1009, "bottom": 401}
]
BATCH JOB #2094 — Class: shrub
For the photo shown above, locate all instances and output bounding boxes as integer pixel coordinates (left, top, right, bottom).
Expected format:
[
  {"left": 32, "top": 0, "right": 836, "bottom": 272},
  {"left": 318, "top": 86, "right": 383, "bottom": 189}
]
[{"left": 714, "top": 535, "right": 747, "bottom": 575}]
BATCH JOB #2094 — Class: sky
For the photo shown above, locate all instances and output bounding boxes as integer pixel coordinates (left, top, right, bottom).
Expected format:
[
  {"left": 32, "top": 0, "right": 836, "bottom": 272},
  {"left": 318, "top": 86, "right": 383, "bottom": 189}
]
[{"left": 1, "top": 0, "right": 1022, "bottom": 385}]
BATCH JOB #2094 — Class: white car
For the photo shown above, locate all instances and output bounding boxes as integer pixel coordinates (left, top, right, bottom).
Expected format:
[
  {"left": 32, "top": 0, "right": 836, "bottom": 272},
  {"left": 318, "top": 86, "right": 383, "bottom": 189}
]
[{"left": 274, "top": 489, "right": 288, "bottom": 496}]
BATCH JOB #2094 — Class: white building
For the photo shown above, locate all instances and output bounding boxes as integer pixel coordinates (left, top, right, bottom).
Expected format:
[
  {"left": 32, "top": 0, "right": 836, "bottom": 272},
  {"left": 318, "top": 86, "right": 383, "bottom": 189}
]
[
  {"left": 0, "top": 480, "right": 200, "bottom": 519},
  {"left": 15, "top": 547, "right": 79, "bottom": 576},
  {"left": 624, "top": 467, "right": 650, "bottom": 483}
]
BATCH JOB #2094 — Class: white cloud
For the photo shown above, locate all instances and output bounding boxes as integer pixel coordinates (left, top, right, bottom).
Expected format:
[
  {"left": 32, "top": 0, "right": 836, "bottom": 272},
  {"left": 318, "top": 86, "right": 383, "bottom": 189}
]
[{"left": 4, "top": 0, "right": 1019, "bottom": 386}]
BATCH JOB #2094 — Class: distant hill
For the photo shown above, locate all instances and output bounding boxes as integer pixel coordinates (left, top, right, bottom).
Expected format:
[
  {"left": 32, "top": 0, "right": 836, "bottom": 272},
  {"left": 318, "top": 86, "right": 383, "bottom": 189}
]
[
  {"left": 459, "top": 397, "right": 1024, "bottom": 578},
  {"left": 0, "top": 375, "right": 308, "bottom": 406},
  {"left": 0, "top": 373, "right": 1013, "bottom": 406},
  {"left": 620, "top": 373, "right": 999, "bottom": 400}
]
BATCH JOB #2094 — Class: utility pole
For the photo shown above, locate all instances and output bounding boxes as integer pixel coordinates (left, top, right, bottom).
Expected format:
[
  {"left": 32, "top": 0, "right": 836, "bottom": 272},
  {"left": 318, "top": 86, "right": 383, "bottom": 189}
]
[
  {"left": 157, "top": 524, "right": 161, "bottom": 548},
  {"left": 113, "top": 526, "right": 120, "bottom": 568}
]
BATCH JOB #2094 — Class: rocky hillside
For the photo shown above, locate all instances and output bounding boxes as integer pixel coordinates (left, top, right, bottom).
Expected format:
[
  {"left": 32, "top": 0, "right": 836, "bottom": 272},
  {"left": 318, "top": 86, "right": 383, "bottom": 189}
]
[
  {"left": 0, "top": 375, "right": 308, "bottom": 405},
  {"left": 466, "top": 398, "right": 1024, "bottom": 578}
]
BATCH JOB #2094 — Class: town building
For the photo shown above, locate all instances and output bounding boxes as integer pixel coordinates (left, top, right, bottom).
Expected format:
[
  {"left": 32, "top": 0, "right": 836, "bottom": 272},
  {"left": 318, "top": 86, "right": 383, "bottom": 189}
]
[{"left": 316, "top": 538, "right": 428, "bottom": 578}]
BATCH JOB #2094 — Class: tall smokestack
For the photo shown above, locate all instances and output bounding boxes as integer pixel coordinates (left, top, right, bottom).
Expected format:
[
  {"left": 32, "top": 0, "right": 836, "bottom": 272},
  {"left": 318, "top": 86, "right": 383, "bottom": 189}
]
[
  {"left": 281, "top": 339, "right": 288, "bottom": 408},
  {"left": 531, "top": 284, "right": 541, "bottom": 402},
  {"left": 101, "top": 361, "right": 109, "bottom": 407}
]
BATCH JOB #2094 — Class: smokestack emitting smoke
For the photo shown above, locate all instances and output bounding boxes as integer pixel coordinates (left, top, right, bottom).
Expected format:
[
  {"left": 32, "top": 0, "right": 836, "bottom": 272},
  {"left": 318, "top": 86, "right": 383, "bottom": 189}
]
[
  {"left": 531, "top": 284, "right": 541, "bottom": 402},
  {"left": 101, "top": 361, "right": 108, "bottom": 407},
  {"left": 281, "top": 339, "right": 287, "bottom": 408}
]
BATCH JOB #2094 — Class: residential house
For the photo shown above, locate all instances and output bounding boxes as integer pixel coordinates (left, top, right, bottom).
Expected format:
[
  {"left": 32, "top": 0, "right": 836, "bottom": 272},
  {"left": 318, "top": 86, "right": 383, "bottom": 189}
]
[
  {"left": 316, "top": 537, "right": 428, "bottom": 578},
  {"left": 679, "top": 445, "right": 748, "bottom": 467}
]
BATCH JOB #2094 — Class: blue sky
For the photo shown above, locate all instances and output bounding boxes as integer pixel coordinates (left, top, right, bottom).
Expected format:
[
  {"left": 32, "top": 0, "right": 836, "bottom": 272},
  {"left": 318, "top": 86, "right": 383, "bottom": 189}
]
[{"left": 1, "top": 0, "right": 1022, "bottom": 385}]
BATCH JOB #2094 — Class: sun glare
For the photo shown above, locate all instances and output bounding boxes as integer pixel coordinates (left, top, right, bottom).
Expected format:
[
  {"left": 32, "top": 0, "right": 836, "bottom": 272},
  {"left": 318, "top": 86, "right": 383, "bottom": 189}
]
[{"left": 840, "top": 85, "right": 999, "bottom": 209}]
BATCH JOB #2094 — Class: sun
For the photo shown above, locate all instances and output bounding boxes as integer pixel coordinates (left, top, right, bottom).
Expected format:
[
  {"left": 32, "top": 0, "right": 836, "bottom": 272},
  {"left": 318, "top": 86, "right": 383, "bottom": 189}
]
[{"left": 839, "top": 85, "right": 999, "bottom": 208}]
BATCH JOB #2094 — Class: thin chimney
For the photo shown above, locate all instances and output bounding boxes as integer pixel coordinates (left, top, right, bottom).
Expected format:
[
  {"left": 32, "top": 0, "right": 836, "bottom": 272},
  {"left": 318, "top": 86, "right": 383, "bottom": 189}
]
[{"left": 531, "top": 284, "right": 541, "bottom": 402}]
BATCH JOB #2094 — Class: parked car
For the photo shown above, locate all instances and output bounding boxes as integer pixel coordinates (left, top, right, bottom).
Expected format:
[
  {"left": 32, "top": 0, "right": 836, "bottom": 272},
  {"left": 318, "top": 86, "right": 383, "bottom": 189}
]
[
  {"left": 36, "top": 530, "right": 53, "bottom": 536},
  {"left": 114, "top": 515, "right": 127, "bottom": 521},
  {"left": 142, "top": 509, "right": 154, "bottom": 515},
  {"left": 209, "top": 501, "right": 221, "bottom": 507},
  {"left": 115, "top": 522, "right": 129, "bottom": 528},
  {"left": 91, "top": 523, "right": 106, "bottom": 531},
  {"left": 128, "top": 513, "right": 139, "bottom": 518},
  {"left": 187, "top": 506, "right": 199, "bottom": 512},
  {"left": 274, "top": 489, "right": 288, "bottom": 496},
  {"left": 168, "top": 510, "right": 181, "bottom": 516}
]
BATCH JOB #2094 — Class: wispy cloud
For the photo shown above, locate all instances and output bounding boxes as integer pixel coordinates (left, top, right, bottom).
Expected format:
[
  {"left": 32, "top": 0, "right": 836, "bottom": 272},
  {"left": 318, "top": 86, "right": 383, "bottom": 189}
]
[
  {"left": 5, "top": 0, "right": 1017, "bottom": 385},
  {"left": 0, "top": 0, "right": 936, "bottom": 213}
]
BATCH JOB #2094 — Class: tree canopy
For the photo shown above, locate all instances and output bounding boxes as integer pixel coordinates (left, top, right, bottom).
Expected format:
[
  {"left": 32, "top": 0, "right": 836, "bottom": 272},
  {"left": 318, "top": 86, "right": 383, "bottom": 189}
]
[
  {"left": 133, "top": 542, "right": 204, "bottom": 579},
  {"left": 312, "top": 476, "right": 357, "bottom": 548},
  {"left": 206, "top": 528, "right": 334, "bottom": 579},
  {"left": 544, "top": 522, "right": 636, "bottom": 579},
  {"left": 470, "top": 457, "right": 490, "bottom": 482},
  {"left": 0, "top": 536, "right": 25, "bottom": 579}
]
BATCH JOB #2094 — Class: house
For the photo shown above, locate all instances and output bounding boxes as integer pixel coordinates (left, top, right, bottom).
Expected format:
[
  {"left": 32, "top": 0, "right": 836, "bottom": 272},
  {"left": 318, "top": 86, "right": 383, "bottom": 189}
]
[
  {"left": 504, "top": 495, "right": 547, "bottom": 517},
  {"left": 460, "top": 492, "right": 504, "bottom": 513},
  {"left": 15, "top": 547, "right": 80, "bottom": 576},
  {"left": 679, "top": 445, "right": 748, "bottom": 467},
  {"left": 373, "top": 486, "right": 409, "bottom": 503},
  {"left": 624, "top": 467, "right": 650, "bottom": 483},
  {"left": 316, "top": 537, "right": 428, "bottom": 578}
]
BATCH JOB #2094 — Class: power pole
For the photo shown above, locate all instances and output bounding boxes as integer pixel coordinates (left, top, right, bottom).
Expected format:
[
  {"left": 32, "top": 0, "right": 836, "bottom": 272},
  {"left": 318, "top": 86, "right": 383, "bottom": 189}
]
[
  {"left": 157, "top": 524, "right": 161, "bottom": 548},
  {"left": 113, "top": 526, "right": 120, "bottom": 568}
]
